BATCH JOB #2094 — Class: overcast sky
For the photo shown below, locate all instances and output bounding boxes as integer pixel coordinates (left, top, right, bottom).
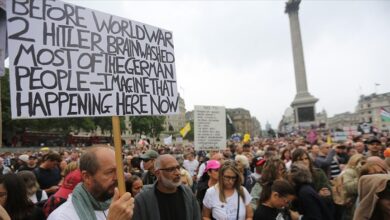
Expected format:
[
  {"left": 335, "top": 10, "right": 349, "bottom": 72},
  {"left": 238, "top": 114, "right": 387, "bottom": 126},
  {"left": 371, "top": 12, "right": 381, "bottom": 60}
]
[{"left": 65, "top": 0, "right": 390, "bottom": 129}]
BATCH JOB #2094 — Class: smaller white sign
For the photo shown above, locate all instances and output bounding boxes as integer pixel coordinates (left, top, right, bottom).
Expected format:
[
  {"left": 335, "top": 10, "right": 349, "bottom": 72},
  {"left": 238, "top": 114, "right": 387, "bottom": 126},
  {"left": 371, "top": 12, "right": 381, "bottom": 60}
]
[{"left": 194, "top": 105, "right": 226, "bottom": 151}]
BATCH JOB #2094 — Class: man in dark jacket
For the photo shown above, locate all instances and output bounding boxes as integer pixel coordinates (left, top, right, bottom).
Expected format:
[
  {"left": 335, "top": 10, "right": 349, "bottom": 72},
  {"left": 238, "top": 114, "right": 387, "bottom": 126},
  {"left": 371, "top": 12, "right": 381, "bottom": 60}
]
[
  {"left": 140, "top": 150, "right": 159, "bottom": 185},
  {"left": 133, "top": 154, "right": 200, "bottom": 220}
]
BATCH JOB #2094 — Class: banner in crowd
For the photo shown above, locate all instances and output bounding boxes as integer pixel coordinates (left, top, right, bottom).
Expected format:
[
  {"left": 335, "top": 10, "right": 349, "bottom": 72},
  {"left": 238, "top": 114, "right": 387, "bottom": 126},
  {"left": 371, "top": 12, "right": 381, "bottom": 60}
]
[
  {"left": 333, "top": 131, "right": 347, "bottom": 142},
  {"left": 7, "top": 0, "right": 178, "bottom": 119},
  {"left": 194, "top": 105, "right": 226, "bottom": 151}
]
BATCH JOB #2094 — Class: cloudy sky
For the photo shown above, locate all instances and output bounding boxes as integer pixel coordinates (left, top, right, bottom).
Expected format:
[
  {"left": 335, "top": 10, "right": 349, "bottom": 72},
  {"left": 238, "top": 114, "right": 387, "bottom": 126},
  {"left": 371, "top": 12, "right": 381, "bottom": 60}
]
[{"left": 65, "top": 0, "right": 390, "bottom": 129}]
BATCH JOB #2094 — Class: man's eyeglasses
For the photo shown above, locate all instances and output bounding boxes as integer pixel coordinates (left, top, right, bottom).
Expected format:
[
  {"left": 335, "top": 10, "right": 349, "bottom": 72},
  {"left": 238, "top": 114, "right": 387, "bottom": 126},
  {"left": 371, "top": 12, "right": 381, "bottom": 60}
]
[{"left": 159, "top": 165, "right": 181, "bottom": 173}]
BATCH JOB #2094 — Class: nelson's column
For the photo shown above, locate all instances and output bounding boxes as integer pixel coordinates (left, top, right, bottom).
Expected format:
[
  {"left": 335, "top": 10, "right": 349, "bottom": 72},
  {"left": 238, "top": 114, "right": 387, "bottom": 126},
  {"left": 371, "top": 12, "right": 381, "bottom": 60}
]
[{"left": 285, "top": 0, "right": 318, "bottom": 127}]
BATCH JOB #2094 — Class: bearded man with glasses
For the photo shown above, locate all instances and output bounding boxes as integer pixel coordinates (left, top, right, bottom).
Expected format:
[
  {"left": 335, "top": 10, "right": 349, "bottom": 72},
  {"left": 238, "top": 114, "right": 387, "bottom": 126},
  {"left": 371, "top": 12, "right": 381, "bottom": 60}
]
[{"left": 133, "top": 154, "right": 200, "bottom": 220}]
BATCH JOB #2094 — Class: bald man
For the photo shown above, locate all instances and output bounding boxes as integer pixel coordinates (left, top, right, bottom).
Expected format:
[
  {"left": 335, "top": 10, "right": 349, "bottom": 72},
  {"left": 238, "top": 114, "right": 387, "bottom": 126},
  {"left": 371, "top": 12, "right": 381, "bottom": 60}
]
[
  {"left": 48, "top": 146, "right": 134, "bottom": 220},
  {"left": 133, "top": 154, "right": 200, "bottom": 220}
]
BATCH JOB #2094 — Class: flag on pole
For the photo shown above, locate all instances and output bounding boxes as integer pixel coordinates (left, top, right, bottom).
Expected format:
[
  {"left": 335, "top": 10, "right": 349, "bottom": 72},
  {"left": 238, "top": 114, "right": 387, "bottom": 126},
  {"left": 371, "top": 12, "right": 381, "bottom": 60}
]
[
  {"left": 180, "top": 122, "right": 191, "bottom": 137},
  {"left": 380, "top": 107, "right": 390, "bottom": 122}
]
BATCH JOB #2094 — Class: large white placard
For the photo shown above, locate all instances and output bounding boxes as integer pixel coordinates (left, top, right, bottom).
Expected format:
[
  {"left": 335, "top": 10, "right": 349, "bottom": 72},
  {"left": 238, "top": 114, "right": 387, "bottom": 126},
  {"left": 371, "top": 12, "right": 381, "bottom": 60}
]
[
  {"left": 7, "top": 0, "right": 178, "bottom": 119},
  {"left": 194, "top": 105, "right": 226, "bottom": 151}
]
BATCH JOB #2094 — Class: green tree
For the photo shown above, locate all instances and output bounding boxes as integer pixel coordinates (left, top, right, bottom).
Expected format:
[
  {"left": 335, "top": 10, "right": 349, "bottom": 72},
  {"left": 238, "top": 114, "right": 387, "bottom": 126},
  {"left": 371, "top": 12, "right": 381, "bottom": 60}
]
[{"left": 130, "top": 116, "right": 165, "bottom": 138}]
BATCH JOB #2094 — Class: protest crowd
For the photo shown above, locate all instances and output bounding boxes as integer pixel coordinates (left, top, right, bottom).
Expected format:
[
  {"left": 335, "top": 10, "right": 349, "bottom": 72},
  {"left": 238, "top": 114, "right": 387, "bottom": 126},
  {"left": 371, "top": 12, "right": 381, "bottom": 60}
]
[
  {"left": 2, "top": 0, "right": 389, "bottom": 219},
  {"left": 0, "top": 134, "right": 388, "bottom": 220}
]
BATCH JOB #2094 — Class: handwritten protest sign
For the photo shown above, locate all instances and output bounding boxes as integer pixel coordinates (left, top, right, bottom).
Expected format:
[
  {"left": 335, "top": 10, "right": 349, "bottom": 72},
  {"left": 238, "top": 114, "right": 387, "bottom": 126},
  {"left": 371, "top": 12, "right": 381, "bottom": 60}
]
[
  {"left": 194, "top": 105, "right": 226, "bottom": 151},
  {"left": 7, "top": 0, "right": 178, "bottom": 119}
]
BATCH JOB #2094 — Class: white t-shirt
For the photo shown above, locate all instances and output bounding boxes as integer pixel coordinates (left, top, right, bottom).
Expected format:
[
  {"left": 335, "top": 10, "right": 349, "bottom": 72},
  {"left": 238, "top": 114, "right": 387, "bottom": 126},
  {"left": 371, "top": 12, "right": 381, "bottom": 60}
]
[
  {"left": 197, "top": 163, "right": 206, "bottom": 181},
  {"left": 47, "top": 195, "right": 108, "bottom": 220},
  {"left": 29, "top": 190, "right": 48, "bottom": 204},
  {"left": 183, "top": 159, "right": 199, "bottom": 177},
  {"left": 203, "top": 186, "right": 252, "bottom": 220}
]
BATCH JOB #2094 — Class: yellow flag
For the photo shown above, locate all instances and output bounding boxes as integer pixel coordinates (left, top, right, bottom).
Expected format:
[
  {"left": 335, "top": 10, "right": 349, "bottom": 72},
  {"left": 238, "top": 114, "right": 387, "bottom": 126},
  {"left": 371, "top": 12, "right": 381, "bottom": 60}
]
[
  {"left": 327, "top": 133, "right": 332, "bottom": 144},
  {"left": 180, "top": 123, "right": 191, "bottom": 137}
]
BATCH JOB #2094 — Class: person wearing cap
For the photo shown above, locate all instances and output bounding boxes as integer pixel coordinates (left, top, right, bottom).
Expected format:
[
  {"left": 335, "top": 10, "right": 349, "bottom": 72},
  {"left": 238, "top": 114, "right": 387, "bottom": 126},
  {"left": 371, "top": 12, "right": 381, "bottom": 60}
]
[
  {"left": 202, "top": 161, "right": 253, "bottom": 220},
  {"left": 366, "top": 137, "right": 384, "bottom": 158},
  {"left": 196, "top": 160, "right": 221, "bottom": 210},
  {"left": 43, "top": 169, "right": 82, "bottom": 218},
  {"left": 197, "top": 152, "right": 224, "bottom": 181},
  {"left": 47, "top": 146, "right": 134, "bottom": 220},
  {"left": 140, "top": 150, "right": 159, "bottom": 185},
  {"left": 133, "top": 154, "right": 200, "bottom": 220},
  {"left": 17, "top": 155, "right": 37, "bottom": 172},
  {"left": 16, "top": 154, "right": 29, "bottom": 172}
]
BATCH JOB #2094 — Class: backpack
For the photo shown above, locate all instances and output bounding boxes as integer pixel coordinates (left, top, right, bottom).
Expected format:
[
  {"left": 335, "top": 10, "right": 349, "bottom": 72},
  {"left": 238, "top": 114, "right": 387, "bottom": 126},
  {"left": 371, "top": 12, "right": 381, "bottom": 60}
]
[
  {"left": 35, "top": 189, "right": 47, "bottom": 208},
  {"left": 331, "top": 173, "right": 351, "bottom": 206},
  {"left": 36, "top": 189, "right": 42, "bottom": 202},
  {"left": 43, "top": 196, "right": 67, "bottom": 218}
]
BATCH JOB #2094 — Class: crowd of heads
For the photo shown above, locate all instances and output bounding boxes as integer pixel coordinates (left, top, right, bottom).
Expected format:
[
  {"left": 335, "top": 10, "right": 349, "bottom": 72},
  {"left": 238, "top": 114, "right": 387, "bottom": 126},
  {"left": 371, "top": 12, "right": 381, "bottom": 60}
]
[{"left": 0, "top": 132, "right": 388, "bottom": 219}]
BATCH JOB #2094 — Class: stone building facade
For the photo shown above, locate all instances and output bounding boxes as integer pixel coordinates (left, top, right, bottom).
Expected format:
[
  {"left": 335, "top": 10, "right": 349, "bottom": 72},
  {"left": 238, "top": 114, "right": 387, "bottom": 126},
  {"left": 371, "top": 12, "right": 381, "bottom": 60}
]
[{"left": 356, "top": 93, "right": 390, "bottom": 131}]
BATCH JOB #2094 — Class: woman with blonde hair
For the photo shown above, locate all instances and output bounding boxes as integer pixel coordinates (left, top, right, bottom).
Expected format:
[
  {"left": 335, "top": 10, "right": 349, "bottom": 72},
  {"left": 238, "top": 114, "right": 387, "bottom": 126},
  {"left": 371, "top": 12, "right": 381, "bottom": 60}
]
[
  {"left": 338, "top": 154, "right": 366, "bottom": 220},
  {"left": 202, "top": 161, "right": 253, "bottom": 220},
  {"left": 17, "top": 170, "right": 48, "bottom": 205},
  {"left": 235, "top": 155, "right": 256, "bottom": 192},
  {"left": 180, "top": 168, "right": 193, "bottom": 188}
]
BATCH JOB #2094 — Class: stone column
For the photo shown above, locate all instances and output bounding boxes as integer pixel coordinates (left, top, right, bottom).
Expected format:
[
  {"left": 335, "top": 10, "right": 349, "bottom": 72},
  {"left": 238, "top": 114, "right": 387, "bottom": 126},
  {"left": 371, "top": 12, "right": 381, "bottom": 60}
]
[{"left": 285, "top": 0, "right": 318, "bottom": 126}]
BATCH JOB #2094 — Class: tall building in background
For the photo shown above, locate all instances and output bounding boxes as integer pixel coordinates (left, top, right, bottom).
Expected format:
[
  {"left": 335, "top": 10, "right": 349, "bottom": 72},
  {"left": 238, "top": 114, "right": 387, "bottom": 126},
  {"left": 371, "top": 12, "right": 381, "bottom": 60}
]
[
  {"left": 226, "top": 108, "right": 253, "bottom": 135},
  {"left": 278, "top": 107, "right": 295, "bottom": 133},
  {"left": 251, "top": 117, "right": 262, "bottom": 137},
  {"left": 285, "top": 0, "right": 318, "bottom": 127},
  {"left": 165, "top": 96, "right": 186, "bottom": 132},
  {"left": 327, "top": 112, "right": 359, "bottom": 130},
  {"left": 356, "top": 92, "right": 390, "bottom": 131}
]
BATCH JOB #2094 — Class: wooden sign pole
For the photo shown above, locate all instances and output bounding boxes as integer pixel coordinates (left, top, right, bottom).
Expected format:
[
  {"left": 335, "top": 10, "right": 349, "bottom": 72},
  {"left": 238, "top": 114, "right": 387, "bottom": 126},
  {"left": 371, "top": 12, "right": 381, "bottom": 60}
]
[{"left": 112, "top": 116, "right": 126, "bottom": 195}]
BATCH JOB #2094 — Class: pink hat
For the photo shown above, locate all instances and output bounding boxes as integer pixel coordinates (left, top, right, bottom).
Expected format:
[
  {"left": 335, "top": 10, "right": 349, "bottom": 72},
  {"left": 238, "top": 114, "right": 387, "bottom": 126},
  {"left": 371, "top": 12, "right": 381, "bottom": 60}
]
[
  {"left": 205, "top": 160, "right": 221, "bottom": 172},
  {"left": 54, "top": 169, "right": 82, "bottom": 199}
]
